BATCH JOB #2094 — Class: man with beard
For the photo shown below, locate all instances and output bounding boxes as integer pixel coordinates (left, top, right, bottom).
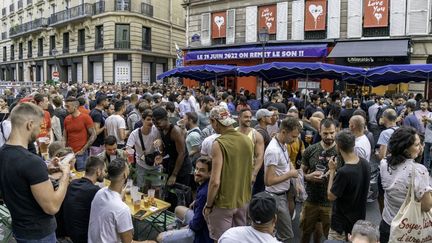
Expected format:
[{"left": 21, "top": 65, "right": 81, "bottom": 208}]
[
  {"left": 62, "top": 156, "right": 106, "bottom": 243},
  {"left": 301, "top": 119, "right": 339, "bottom": 243},
  {"left": 184, "top": 112, "right": 203, "bottom": 165},
  {"left": 64, "top": 97, "right": 96, "bottom": 171},
  {"left": 236, "top": 109, "right": 264, "bottom": 193},
  {"left": 198, "top": 96, "right": 215, "bottom": 131},
  {"left": 90, "top": 94, "right": 109, "bottom": 156},
  {"left": 352, "top": 98, "right": 360, "bottom": 110},
  {"left": 97, "top": 136, "right": 127, "bottom": 169},
  {"left": 254, "top": 108, "right": 273, "bottom": 194},
  {"left": 0, "top": 102, "right": 71, "bottom": 242}
]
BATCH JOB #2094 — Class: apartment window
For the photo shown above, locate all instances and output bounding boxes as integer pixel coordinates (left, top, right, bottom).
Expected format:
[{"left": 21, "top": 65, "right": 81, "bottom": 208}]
[
  {"left": 63, "top": 32, "right": 69, "bottom": 54},
  {"left": 27, "top": 40, "right": 32, "bottom": 58},
  {"left": 116, "top": 0, "right": 130, "bottom": 11},
  {"left": 10, "top": 45, "right": 14, "bottom": 61},
  {"left": 142, "top": 26, "right": 151, "bottom": 50},
  {"left": 18, "top": 43, "right": 23, "bottom": 59},
  {"left": 3, "top": 46, "right": 6, "bottom": 61},
  {"left": 49, "top": 35, "right": 55, "bottom": 55},
  {"left": 95, "top": 25, "right": 103, "bottom": 49},
  {"left": 78, "top": 29, "right": 85, "bottom": 52},
  {"left": 115, "top": 24, "right": 130, "bottom": 49},
  {"left": 38, "top": 38, "right": 43, "bottom": 56}
]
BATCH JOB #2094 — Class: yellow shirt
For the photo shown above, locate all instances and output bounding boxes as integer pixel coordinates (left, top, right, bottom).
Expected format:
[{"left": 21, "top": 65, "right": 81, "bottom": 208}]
[{"left": 287, "top": 137, "right": 304, "bottom": 168}]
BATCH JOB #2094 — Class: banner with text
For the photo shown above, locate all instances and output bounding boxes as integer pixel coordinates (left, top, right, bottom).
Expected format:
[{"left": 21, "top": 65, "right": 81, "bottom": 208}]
[
  {"left": 305, "top": 0, "right": 327, "bottom": 31},
  {"left": 363, "top": 0, "right": 389, "bottom": 28},
  {"left": 258, "top": 5, "right": 277, "bottom": 34},
  {"left": 185, "top": 44, "right": 328, "bottom": 61}
]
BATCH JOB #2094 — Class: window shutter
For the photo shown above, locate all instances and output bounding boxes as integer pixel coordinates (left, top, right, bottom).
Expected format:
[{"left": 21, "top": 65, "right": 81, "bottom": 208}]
[
  {"left": 226, "top": 9, "right": 236, "bottom": 44},
  {"left": 327, "top": 0, "right": 341, "bottom": 39},
  {"left": 291, "top": 0, "right": 305, "bottom": 40},
  {"left": 245, "top": 6, "right": 257, "bottom": 43},
  {"left": 407, "top": 0, "right": 429, "bottom": 35},
  {"left": 390, "top": 0, "right": 406, "bottom": 36},
  {"left": 201, "top": 13, "right": 211, "bottom": 46},
  {"left": 277, "top": 2, "right": 288, "bottom": 40},
  {"left": 347, "top": 0, "right": 362, "bottom": 38}
]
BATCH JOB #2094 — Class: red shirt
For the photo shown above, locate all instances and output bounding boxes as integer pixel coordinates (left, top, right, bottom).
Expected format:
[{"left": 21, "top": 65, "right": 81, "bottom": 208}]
[
  {"left": 38, "top": 111, "right": 51, "bottom": 138},
  {"left": 64, "top": 113, "right": 94, "bottom": 152},
  {"left": 78, "top": 106, "right": 90, "bottom": 115}
]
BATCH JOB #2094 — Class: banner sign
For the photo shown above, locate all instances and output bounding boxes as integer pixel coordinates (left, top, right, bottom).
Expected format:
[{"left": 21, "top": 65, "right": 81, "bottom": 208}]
[
  {"left": 185, "top": 44, "right": 328, "bottom": 61},
  {"left": 258, "top": 5, "right": 277, "bottom": 34},
  {"left": 305, "top": 0, "right": 327, "bottom": 31},
  {"left": 212, "top": 12, "right": 226, "bottom": 38},
  {"left": 363, "top": 0, "right": 389, "bottom": 28}
]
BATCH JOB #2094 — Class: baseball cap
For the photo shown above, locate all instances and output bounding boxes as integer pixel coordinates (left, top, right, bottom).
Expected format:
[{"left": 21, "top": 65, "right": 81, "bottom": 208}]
[
  {"left": 249, "top": 192, "right": 277, "bottom": 225},
  {"left": 209, "top": 106, "right": 236, "bottom": 127},
  {"left": 256, "top": 109, "right": 273, "bottom": 120}
]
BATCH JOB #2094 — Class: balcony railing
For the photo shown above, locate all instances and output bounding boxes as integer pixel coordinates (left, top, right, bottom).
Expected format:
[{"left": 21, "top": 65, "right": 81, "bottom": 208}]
[
  {"left": 141, "top": 3, "right": 153, "bottom": 17},
  {"left": 1, "top": 32, "right": 7, "bottom": 40},
  {"left": 9, "top": 18, "right": 48, "bottom": 38},
  {"left": 11, "top": 54, "right": 14, "bottom": 61},
  {"left": 18, "top": 52, "right": 23, "bottom": 59},
  {"left": 27, "top": 0, "right": 33, "bottom": 5},
  {"left": 49, "top": 3, "right": 93, "bottom": 26},
  {"left": 63, "top": 47, "right": 69, "bottom": 54},
  {"left": 115, "top": 41, "right": 130, "bottom": 49},
  {"left": 142, "top": 43, "right": 151, "bottom": 51},
  {"left": 18, "top": 0, "right": 23, "bottom": 9},
  {"left": 28, "top": 50, "right": 32, "bottom": 58},
  {"left": 37, "top": 50, "right": 43, "bottom": 57},
  {"left": 9, "top": 4, "right": 14, "bottom": 13},
  {"left": 77, "top": 44, "right": 85, "bottom": 52},
  {"left": 2, "top": 8, "right": 6, "bottom": 17},
  {"left": 94, "top": 1, "right": 105, "bottom": 15},
  {"left": 115, "top": 2, "right": 130, "bottom": 11},
  {"left": 95, "top": 42, "right": 103, "bottom": 49}
]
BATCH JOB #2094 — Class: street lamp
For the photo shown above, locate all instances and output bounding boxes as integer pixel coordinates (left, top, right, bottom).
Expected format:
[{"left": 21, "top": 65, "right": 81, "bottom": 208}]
[{"left": 258, "top": 27, "right": 269, "bottom": 104}]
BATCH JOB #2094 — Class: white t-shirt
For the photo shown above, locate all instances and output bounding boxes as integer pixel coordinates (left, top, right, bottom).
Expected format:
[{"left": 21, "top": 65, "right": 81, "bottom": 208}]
[
  {"left": 88, "top": 187, "right": 133, "bottom": 243},
  {"left": 105, "top": 114, "right": 127, "bottom": 145},
  {"left": 219, "top": 101, "right": 228, "bottom": 110},
  {"left": 0, "top": 120, "right": 11, "bottom": 147},
  {"left": 126, "top": 126, "right": 160, "bottom": 169},
  {"left": 354, "top": 134, "right": 371, "bottom": 162},
  {"left": 201, "top": 133, "right": 220, "bottom": 157},
  {"left": 267, "top": 123, "right": 279, "bottom": 137},
  {"left": 380, "top": 159, "right": 432, "bottom": 225},
  {"left": 264, "top": 138, "right": 291, "bottom": 193},
  {"left": 218, "top": 226, "right": 281, "bottom": 243}
]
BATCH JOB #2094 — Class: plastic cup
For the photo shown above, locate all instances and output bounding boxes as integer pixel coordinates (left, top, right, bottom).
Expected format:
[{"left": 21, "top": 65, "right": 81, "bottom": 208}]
[
  {"left": 148, "top": 189, "right": 155, "bottom": 204},
  {"left": 126, "top": 148, "right": 135, "bottom": 164},
  {"left": 37, "top": 137, "right": 49, "bottom": 154},
  {"left": 315, "top": 164, "right": 326, "bottom": 177}
]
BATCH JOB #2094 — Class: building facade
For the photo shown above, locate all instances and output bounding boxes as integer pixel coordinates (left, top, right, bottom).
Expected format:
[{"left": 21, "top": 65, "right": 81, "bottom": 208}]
[
  {"left": 0, "top": 0, "right": 186, "bottom": 84},
  {"left": 184, "top": 0, "right": 432, "bottom": 96}
]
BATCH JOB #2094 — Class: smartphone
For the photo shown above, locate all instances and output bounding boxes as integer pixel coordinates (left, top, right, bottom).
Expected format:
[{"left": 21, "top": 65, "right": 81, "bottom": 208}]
[{"left": 134, "top": 210, "right": 147, "bottom": 219}]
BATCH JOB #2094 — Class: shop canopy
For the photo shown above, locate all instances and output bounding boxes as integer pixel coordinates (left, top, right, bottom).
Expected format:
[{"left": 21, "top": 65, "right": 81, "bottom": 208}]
[
  {"left": 156, "top": 64, "right": 237, "bottom": 81},
  {"left": 237, "top": 62, "right": 366, "bottom": 84},
  {"left": 362, "top": 64, "right": 432, "bottom": 87},
  {"left": 328, "top": 39, "right": 409, "bottom": 58}
]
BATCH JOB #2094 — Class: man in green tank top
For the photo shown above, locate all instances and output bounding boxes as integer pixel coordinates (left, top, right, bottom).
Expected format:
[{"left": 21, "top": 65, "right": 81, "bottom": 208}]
[{"left": 203, "top": 106, "right": 254, "bottom": 241}]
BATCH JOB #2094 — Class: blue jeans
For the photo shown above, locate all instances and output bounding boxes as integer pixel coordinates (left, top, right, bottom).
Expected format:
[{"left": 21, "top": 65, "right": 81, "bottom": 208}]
[
  {"left": 75, "top": 150, "right": 89, "bottom": 171},
  {"left": 423, "top": 142, "right": 432, "bottom": 173},
  {"left": 14, "top": 232, "right": 56, "bottom": 243}
]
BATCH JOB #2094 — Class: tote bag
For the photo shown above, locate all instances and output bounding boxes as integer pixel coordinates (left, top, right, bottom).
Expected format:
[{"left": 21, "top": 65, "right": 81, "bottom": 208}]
[{"left": 389, "top": 166, "right": 432, "bottom": 242}]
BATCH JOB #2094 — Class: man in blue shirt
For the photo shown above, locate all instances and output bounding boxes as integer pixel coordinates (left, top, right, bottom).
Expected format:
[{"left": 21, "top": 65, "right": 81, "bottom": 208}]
[{"left": 157, "top": 156, "right": 212, "bottom": 243}]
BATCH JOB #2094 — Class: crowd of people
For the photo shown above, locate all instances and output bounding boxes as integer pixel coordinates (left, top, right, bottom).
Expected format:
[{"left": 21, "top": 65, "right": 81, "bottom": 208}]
[{"left": 0, "top": 82, "right": 431, "bottom": 243}]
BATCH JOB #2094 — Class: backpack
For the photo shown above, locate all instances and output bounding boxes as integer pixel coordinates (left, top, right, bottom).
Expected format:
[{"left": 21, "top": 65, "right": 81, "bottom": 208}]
[{"left": 126, "top": 110, "right": 139, "bottom": 130}]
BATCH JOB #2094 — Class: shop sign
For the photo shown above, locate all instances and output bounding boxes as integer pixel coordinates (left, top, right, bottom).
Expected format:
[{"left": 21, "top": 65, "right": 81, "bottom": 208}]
[
  {"left": 185, "top": 44, "right": 328, "bottom": 61},
  {"left": 346, "top": 57, "right": 395, "bottom": 64}
]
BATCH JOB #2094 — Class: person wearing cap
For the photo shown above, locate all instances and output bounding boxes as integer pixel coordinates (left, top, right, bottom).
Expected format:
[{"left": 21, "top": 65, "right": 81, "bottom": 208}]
[
  {"left": 324, "top": 220, "right": 379, "bottom": 243},
  {"left": 218, "top": 192, "right": 281, "bottom": 243},
  {"left": 203, "top": 106, "right": 254, "bottom": 241},
  {"left": 236, "top": 109, "right": 264, "bottom": 193},
  {"left": 264, "top": 117, "right": 300, "bottom": 242}
]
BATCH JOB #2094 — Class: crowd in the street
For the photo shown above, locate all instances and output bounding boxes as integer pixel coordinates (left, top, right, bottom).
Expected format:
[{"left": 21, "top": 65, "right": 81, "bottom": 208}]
[{"left": 0, "top": 81, "right": 431, "bottom": 243}]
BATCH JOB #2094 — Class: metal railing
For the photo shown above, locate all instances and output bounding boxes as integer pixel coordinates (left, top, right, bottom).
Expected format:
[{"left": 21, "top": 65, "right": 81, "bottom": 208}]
[
  {"left": 1, "top": 32, "right": 7, "bottom": 40},
  {"left": 115, "top": 41, "right": 130, "bottom": 49},
  {"left": 142, "top": 43, "right": 151, "bottom": 51},
  {"left": 77, "top": 44, "right": 85, "bottom": 52},
  {"left": 94, "top": 1, "right": 105, "bottom": 15},
  {"left": 37, "top": 50, "right": 43, "bottom": 57},
  {"left": 10, "top": 53, "right": 14, "bottom": 61},
  {"left": 49, "top": 3, "right": 93, "bottom": 26},
  {"left": 18, "top": 0, "right": 23, "bottom": 9},
  {"left": 141, "top": 3, "right": 153, "bottom": 17},
  {"left": 2, "top": 8, "right": 6, "bottom": 17},
  {"left": 27, "top": 0, "right": 33, "bottom": 6},
  {"left": 63, "top": 47, "right": 69, "bottom": 54},
  {"left": 9, "top": 4, "right": 14, "bottom": 13},
  {"left": 18, "top": 52, "right": 23, "bottom": 59},
  {"left": 115, "top": 2, "right": 130, "bottom": 11},
  {"left": 9, "top": 18, "right": 48, "bottom": 37},
  {"left": 28, "top": 50, "right": 32, "bottom": 58},
  {"left": 95, "top": 42, "right": 103, "bottom": 49}
]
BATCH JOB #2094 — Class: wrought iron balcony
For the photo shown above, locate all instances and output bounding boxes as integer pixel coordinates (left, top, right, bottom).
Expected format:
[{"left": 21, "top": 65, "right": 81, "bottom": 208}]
[
  {"left": 142, "top": 43, "right": 151, "bottom": 51},
  {"left": 94, "top": 1, "right": 105, "bottom": 15},
  {"left": 27, "top": 0, "right": 33, "bottom": 6},
  {"left": 77, "top": 44, "right": 85, "bottom": 52},
  {"left": 2, "top": 8, "right": 6, "bottom": 17},
  {"left": 9, "top": 18, "right": 48, "bottom": 38},
  {"left": 28, "top": 51, "right": 32, "bottom": 58},
  {"left": 115, "top": 41, "right": 130, "bottom": 49},
  {"left": 18, "top": 0, "right": 23, "bottom": 10},
  {"left": 141, "top": 3, "right": 153, "bottom": 17},
  {"left": 1, "top": 32, "right": 7, "bottom": 40},
  {"left": 95, "top": 42, "right": 103, "bottom": 50},
  {"left": 115, "top": 2, "right": 130, "bottom": 11},
  {"left": 37, "top": 51, "right": 43, "bottom": 57},
  {"left": 63, "top": 47, "right": 69, "bottom": 54},
  {"left": 49, "top": 3, "right": 93, "bottom": 27},
  {"left": 9, "top": 4, "right": 14, "bottom": 13}
]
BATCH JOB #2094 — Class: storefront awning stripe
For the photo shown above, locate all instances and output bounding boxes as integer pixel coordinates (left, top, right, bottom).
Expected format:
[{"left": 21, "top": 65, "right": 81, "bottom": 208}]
[{"left": 328, "top": 40, "right": 409, "bottom": 58}]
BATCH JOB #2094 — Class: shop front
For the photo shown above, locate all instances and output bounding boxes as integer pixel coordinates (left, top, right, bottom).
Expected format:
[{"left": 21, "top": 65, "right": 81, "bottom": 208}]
[
  {"left": 183, "top": 43, "right": 332, "bottom": 94},
  {"left": 328, "top": 39, "right": 410, "bottom": 95}
]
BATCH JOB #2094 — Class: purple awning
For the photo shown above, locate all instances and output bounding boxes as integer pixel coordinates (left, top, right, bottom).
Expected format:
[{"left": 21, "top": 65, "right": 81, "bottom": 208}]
[{"left": 185, "top": 44, "right": 328, "bottom": 61}]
